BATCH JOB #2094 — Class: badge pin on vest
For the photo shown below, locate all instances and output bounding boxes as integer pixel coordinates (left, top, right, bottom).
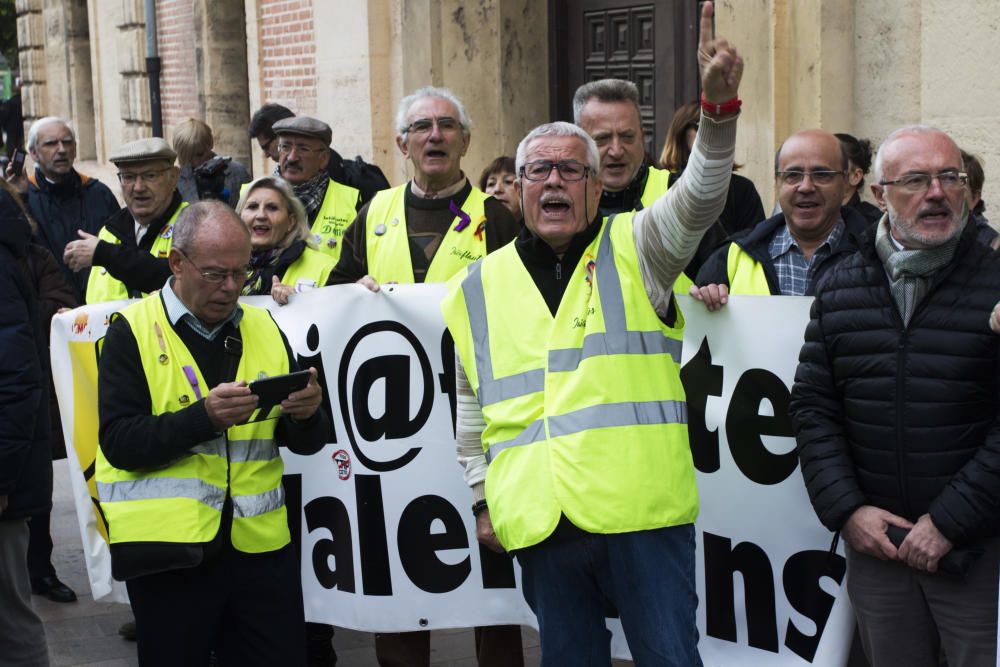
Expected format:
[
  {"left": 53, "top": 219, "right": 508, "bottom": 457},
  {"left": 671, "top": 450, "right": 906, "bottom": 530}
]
[{"left": 374, "top": 223, "right": 387, "bottom": 236}]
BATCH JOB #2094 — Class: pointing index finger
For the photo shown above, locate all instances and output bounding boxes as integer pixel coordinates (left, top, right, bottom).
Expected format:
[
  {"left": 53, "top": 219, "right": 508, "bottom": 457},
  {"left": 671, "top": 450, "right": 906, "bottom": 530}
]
[{"left": 699, "top": 1, "right": 715, "bottom": 48}]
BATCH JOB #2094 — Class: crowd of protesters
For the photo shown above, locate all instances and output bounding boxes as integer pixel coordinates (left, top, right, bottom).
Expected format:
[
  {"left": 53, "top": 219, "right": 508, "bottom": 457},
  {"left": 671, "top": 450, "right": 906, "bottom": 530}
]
[{"left": 3, "top": 2, "right": 1000, "bottom": 666}]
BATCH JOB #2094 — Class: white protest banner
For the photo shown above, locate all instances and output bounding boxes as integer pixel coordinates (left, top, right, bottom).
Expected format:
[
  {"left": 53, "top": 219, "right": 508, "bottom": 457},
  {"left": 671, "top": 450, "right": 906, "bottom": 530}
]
[
  {"left": 677, "top": 295, "right": 852, "bottom": 667},
  {"left": 51, "top": 287, "right": 853, "bottom": 665}
]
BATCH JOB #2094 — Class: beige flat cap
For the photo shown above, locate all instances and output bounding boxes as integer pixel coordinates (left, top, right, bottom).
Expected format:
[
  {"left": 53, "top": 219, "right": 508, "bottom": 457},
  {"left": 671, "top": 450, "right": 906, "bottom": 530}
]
[{"left": 109, "top": 137, "right": 177, "bottom": 165}]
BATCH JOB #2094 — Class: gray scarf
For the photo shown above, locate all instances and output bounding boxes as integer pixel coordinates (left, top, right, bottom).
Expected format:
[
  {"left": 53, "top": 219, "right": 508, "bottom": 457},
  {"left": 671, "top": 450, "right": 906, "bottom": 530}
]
[
  {"left": 291, "top": 170, "right": 330, "bottom": 219},
  {"left": 874, "top": 218, "right": 961, "bottom": 325}
]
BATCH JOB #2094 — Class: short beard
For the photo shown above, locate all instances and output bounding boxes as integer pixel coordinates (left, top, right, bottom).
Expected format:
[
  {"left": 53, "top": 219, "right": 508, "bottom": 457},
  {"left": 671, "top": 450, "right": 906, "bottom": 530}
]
[{"left": 887, "top": 200, "right": 967, "bottom": 249}]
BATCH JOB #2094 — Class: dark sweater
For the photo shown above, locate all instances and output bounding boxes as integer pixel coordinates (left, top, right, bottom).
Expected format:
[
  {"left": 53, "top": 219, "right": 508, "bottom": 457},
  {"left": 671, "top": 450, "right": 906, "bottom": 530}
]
[{"left": 329, "top": 180, "right": 519, "bottom": 284}]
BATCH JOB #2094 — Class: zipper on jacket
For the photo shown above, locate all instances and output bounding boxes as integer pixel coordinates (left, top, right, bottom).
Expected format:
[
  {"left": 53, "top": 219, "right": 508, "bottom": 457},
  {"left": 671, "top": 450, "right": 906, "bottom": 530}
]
[
  {"left": 894, "top": 332, "right": 911, "bottom": 517},
  {"left": 555, "top": 262, "right": 562, "bottom": 280}
]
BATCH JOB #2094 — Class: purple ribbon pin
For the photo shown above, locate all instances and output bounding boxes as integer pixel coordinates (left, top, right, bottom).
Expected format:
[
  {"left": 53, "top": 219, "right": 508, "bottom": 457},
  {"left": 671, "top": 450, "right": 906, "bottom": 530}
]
[
  {"left": 182, "top": 365, "right": 203, "bottom": 401},
  {"left": 450, "top": 201, "right": 471, "bottom": 232}
]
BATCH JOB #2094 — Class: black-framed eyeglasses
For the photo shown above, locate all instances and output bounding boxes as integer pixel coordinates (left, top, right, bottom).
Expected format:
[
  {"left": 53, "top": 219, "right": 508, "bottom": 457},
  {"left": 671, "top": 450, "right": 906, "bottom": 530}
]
[
  {"left": 403, "top": 117, "right": 463, "bottom": 136},
  {"left": 118, "top": 167, "right": 172, "bottom": 186},
  {"left": 878, "top": 171, "right": 968, "bottom": 194},
  {"left": 775, "top": 170, "right": 845, "bottom": 186},
  {"left": 176, "top": 248, "right": 250, "bottom": 285},
  {"left": 258, "top": 135, "right": 276, "bottom": 154},
  {"left": 520, "top": 160, "right": 591, "bottom": 182}
]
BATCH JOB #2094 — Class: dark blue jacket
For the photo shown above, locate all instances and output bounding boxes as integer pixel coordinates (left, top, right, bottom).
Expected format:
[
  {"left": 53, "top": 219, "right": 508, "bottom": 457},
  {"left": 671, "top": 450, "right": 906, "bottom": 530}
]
[
  {"left": 0, "top": 189, "right": 52, "bottom": 520},
  {"left": 27, "top": 168, "right": 121, "bottom": 303}
]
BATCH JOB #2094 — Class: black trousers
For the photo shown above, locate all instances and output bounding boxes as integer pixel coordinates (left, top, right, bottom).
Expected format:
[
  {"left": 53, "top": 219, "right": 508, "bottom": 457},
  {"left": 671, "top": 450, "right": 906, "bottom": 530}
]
[
  {"left": 26, "top": 512, "right": 55, "bottom": 580},
  {"left": 126, "top": 544, "right": 306, "bottom": 667}
]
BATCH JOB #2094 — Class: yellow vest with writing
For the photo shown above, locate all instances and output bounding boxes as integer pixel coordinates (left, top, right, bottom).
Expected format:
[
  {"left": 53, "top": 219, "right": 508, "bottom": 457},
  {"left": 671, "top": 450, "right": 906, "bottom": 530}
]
[
  {"left": 725, "top": 243, "right": 772, "bottom": 295},
  {"left": 309, "top": 179, "right": 360, "bottom": 262},
  {"left": 95, "top": 295, "right": 291, "bottom": 553},
  {"left": 280, "top": 246, "right": 337, "bottom": 291},
  {"left": 365, "top": 183, "right": 489, "bottom": 284},
  {"left": 85, "top": 202, "right": 188, "bottom": 304},
  {"left": 442, "top": 212, "right": 697, "bottom": 551}
]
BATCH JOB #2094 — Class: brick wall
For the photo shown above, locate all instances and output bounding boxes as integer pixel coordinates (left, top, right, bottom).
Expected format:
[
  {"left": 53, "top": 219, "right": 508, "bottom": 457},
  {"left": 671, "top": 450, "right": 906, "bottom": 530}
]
[
  {"left": 258, "top": 0, "right": 317, "bottom": 114},
  {"left": 156, "top": 0, "right": 199, "bottom": 135}
]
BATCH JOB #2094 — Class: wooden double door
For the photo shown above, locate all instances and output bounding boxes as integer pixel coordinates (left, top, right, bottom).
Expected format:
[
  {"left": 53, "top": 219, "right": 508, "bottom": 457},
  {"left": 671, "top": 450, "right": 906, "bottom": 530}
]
[{"left": 549, "top": 0, "right": 702, "bottom": 161}]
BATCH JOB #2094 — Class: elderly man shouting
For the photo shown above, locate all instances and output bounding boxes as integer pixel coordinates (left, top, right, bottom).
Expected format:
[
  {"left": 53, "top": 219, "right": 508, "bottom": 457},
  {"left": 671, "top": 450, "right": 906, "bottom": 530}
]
[
  {"left": 331, "top": 86, "right": 518, "bottom": 289},
  {"left": 442, "top": 3, "right": 742, "bottom": 664}
]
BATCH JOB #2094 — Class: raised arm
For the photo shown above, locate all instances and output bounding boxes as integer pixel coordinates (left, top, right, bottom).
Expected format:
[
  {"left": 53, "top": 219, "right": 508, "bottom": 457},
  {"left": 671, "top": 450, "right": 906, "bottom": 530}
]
[{"left": 634, "top": 1, "right": 744, "bottom": 311}]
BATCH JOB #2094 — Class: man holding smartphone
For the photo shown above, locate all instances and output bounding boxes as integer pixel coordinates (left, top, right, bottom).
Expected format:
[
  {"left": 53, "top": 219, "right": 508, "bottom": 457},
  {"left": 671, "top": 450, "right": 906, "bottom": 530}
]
[{"left": 96, "top": 201, "right": 330, "bottom": 666}]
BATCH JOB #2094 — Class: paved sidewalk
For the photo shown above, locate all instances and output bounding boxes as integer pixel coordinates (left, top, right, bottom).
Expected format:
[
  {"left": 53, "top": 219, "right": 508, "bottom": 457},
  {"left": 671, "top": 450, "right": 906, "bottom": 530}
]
[{"left": 38, "top": 460, "right": 556, "bottom": 666}]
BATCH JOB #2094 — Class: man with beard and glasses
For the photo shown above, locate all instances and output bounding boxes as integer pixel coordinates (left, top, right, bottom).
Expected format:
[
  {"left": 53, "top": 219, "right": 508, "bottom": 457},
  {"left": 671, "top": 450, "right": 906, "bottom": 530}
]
[
  {"left": 691, "top": 128, "right": 872, "bottom": 310},
  {"left": 790, "top": 125, "right": 1000, "bottom": 667}
]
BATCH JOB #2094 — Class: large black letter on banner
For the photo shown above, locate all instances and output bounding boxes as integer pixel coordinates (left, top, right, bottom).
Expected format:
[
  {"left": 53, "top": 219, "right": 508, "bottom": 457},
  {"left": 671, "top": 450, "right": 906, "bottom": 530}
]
[
  {"left": 305, "top": 495, "right": 356, "bottom": 592},
  {"left": 725, "top": 369, "right": 797, "bottom": 485},
  {"left": 338, "top": 321, "right": 433, "bottom": 472},
  {"left": 680, "top": 337, "right": 724, "bottom": 473},
  {"left": 397, "top": 495, "right": 471, "bottom": 593},
  {"left": 704, "top": 532, "right": 779, "bottom": 653},
  {"left": 783, "top": 551, "right": 847, "bottom": 661}
]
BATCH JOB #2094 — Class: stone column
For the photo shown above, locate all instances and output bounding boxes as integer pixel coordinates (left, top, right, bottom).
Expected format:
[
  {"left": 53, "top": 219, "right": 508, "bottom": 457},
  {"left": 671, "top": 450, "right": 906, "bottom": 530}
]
[
  {"left": 193, "top": 0, "right": 251, "bottom": 167},
  {"left": 117, "top": 0, "right": 151, "bottom": 141},
  {"left": 715, "top": 0, "right": 855, "bottom": 208},
  {"left": 16, "top": 0, "right": 44, "bottom": 130}
]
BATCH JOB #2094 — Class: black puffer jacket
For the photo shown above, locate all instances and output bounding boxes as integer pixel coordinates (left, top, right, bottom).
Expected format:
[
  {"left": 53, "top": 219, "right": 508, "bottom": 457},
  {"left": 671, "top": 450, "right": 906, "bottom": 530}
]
[
  {"left": 790, "top": 219, "right": 1000, "bottom": 548},
  {"left": 0, "top": 190, "right": 52, "bottom": 520}
]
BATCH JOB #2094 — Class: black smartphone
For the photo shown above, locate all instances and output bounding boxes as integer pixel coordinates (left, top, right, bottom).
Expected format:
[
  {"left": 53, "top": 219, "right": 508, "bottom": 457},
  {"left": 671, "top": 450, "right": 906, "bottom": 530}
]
[
  {"left": 245, "top": 370, "right": 312, "bottom": 423},
  {"left": 248, "top": 369, "right": 312, "bottom": 404},
  {"left": 10, "top": 148, "right": 25, "bottom": 177}
]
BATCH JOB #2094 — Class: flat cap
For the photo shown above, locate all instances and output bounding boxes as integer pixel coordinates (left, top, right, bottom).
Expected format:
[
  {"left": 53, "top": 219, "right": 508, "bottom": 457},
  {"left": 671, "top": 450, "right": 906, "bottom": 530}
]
[
  {"left": 272, "top": 116, "right": 332, "bottom": 146},
  {"left": 109, "top": 137, "right": 177, "bottom": 165}
]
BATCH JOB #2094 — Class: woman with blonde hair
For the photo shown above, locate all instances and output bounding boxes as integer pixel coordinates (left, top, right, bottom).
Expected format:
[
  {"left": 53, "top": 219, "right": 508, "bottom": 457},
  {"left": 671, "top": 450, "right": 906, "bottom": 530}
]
[
  {"left": 172, "top": 118, "right": 250, "bottom": 206},
  {"left": 236, "top": 176, "right": 337, "bottom": 304}
]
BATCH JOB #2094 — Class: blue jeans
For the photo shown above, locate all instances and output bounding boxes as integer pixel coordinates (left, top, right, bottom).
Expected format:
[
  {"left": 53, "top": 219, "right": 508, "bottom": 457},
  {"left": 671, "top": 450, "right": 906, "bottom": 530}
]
[{"left": 516, "top": 523, "right": 701, "bottom": 667}]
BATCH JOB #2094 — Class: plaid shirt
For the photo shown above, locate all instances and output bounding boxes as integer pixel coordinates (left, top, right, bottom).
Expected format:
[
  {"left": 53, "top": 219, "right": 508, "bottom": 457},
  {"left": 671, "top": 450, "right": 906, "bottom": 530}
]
[{"left": 768, "top": 220, "right": 844, "bottom": 296}]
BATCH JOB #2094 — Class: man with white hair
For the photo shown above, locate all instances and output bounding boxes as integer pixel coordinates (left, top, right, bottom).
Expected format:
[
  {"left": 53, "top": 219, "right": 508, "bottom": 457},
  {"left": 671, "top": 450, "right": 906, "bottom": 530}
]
[
  {"left": 791, "top": 125, "right": 1000, "bottom": 667},
  {"left": 330, "top": 86, "right": 519, "bottom": 289},
  {"left": 18, "top": 117, "right": 120, "bottom": 302},
  {"left": 331, "top": 87, "right": 521, "bottom": 666},
  {"left": 442, "top": 4, "right": 742, "bottom": 662}
]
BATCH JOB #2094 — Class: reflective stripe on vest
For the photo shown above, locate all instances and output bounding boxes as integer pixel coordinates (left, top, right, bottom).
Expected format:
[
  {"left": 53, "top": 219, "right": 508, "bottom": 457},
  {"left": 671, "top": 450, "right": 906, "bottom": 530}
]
[
  {"left": 366, "top": 183, "right": 489, "bottom": 284},
  {"left": 309, "top": 178, "right": 360, "bottom": 261},
  {"left": 725, "top": 243, "right": 772, "bottom": 295},
  {"left": 442, "top": 212, "right": 697, "bottom": 550},
  {"left": 96, "top": 295, "right": 290, "bottom": 552},
  {"left": 85, "top": 201, "right": 188, "bottom": 304}
]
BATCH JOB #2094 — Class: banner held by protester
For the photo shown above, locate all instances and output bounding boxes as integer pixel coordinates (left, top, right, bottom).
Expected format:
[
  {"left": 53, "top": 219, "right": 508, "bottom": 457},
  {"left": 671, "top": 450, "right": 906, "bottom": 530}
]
[{"left": 51, "top": 288, "right": 854, "bottom": 665}]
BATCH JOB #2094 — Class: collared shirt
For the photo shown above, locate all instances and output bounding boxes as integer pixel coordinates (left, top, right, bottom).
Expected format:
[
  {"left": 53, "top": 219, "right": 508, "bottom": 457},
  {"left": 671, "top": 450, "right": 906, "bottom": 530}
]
[
  {"left": 768, "top": 219, "right": 844, "bottom": 296},
  {"left": 409, "top": 174, "right": 468, "bottom": 200},
  {"left": 134, "top": 220, "right": 149, "bottom": 245},
  {"left": 160, "top": 277, "right": 243, "bottom": 341}
]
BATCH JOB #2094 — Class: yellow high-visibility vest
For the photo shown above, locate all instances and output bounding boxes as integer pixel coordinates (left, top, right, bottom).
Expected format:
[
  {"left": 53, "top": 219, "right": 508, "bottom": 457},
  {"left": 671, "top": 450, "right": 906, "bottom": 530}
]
[
  {"left": 96, "top": 295, "right": 291, "bottom": 553},
  {"left": 725, "top": 243, "right": 772, "bottom": 295},
  {"left": 309, "top": 179, "right": 360, "bottom": 262},
  {"left": 442, "top": 212, "right": 697, "bottom": 551},
  {"left": 365, "top": 183, "right": 489, "bottom": 284}
]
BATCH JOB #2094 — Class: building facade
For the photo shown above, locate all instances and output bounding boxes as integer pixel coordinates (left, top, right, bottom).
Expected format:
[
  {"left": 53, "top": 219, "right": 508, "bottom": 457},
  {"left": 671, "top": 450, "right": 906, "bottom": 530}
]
[{"left": 16, "top": 0, "right": 1000, "bottom": 210}]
